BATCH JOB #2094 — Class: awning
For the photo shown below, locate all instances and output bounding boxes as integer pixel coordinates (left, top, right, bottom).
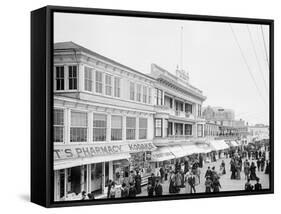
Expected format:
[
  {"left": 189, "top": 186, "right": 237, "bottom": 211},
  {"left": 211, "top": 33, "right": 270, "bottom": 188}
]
[
  {"left": 54, "top": 153, "right": 131, "bottom": 170},
  {"left": 229, "top": 141, "right": 239, "bottom": 147},
  {"left": 194, "top": 143, "right": 213, "bottom": 154},
  {"left": 54, "top": 141, "right": 156, "bottom": 170},
  {"left": 168, "top": 145, "right": 187, "bottom": 158},
  {"left": 209, "top": 140, "right": 229, "bottom": 151},
  {"left": 150, "top": 147, "right": 176, "bottom": 162}
]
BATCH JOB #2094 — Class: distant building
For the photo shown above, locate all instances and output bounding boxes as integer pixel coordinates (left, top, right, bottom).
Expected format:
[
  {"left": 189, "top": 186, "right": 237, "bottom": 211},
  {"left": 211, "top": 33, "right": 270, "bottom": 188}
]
[
  {"left": 204, "top": 121, "right": 220, "bottom": 137},
  {"left": 203, "top": 106, "right": 235, "bottom": 121},
  {"left": 202, "top": 106, "right": 247, "bottom": 138},
  {"left": 248, "top": 124, "right": 269, "bottom": 140}
]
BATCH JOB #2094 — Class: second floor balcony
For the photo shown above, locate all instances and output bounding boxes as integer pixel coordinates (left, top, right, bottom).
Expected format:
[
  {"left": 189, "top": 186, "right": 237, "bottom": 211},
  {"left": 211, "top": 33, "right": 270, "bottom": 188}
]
[
  {"left": 153, "top": 135, "right": 195, "bottom": 146},
  {"left": 155, "top": 105, "right": 196, "bottom": 120}
]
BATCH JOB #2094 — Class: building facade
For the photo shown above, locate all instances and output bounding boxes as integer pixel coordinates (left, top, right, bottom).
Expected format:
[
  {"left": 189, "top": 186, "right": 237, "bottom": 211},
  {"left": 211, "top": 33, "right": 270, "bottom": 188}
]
[
  {"left": 53, "top": 42, "right": 157, "bottom": 201},
  {"left": 150, "top": 64, "right": 207, "bottom": 147},
  {"left": 248, "top": 124, "right": 269, "bottom": 140},
  {"left": 202, "top": 106, "right": 248, "bottom": 139},
  {"left": 53, "top": 42, "right": 212, "bottom": 201}
]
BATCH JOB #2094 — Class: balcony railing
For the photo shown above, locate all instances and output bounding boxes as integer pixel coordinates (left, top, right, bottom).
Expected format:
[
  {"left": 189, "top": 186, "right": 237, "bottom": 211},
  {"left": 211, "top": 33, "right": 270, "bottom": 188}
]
[
  {"left": 153, "top": 135, "right": 203, "bottom": 146},
  {"left": 167, "top": 135, "right": 193, "bottom": 140},
  {"left": 155, "top": 105, "right": 195, "bottom": 119}
]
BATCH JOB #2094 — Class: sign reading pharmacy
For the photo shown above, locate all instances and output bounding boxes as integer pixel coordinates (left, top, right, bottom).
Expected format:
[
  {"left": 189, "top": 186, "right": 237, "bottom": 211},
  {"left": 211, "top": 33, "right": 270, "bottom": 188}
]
[{"left": 54, "top": 142, "right": 156, "bottom": 161}]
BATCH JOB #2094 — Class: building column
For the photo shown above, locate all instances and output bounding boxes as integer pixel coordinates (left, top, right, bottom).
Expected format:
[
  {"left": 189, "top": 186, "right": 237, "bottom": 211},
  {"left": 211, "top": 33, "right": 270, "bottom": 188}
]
[
  {"left": 162, "top": 119, "right": 166, "bottom": 138},
  {"left": 87, "top": 165, "right": 91, "bottom": 193},
  {"left": 65, "top": 108, "right": 71, "bottom": 144},
  {"left": 88, "top": 111, "right": 93, "bottom": 143},
  {"left": 136, "top": 116, "right": 139, "bottom": 140},
  {"left": 202, "top": 123, "right": 205, "bottom": 137},
  {"left": 106, "top": 112, "right": 111, "bottom": 142},
  {"left": 79, "top": 63, "right": 84, "bottom": 91},
  {"left": 193, "top": 104, "right": 197, "bottom": 119},
  {"left": 193, "top": 123, "right": 197, "bottom": 137},
  {"left": 122, "top": 114, "right": 126, "bottom": 140}
]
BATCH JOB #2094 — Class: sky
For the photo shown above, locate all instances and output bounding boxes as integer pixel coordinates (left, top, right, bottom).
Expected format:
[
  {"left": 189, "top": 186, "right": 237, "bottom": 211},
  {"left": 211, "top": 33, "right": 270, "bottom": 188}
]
[{"left": 54, "top": 12, "right": 270, "bottom": 126}]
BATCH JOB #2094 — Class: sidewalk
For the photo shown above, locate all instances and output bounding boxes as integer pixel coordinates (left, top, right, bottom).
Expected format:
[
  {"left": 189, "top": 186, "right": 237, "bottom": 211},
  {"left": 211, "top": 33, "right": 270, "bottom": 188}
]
[{"left": 137, "top": 157, "right": 270, "bottom": 197}]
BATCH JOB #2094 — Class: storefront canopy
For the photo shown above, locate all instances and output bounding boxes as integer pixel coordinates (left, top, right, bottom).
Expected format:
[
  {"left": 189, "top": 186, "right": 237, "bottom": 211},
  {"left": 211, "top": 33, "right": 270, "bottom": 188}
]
[
  {"left": 54, "top": 153, "right": 131, "bottom": 170},
  {"left": 209, "top": 140, "right": 229, "bottom": 151},
  {"left": 54, "top": 141, "right": 156, "bottom": 170},
  {"left": 151, "top": 147, "right": 176, "bottom": 162},
  {"left": 170, "top": 145, "right": 190, "bottom": 158},
  {"left": 229, "top": 140, "right": 239, "bottom": 147}
]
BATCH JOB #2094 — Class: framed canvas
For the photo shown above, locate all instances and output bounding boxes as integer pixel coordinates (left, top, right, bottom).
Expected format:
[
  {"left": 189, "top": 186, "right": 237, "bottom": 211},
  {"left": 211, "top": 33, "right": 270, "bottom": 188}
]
[{"left": 31, "top": 5, "right": 274, "bottom": 208}]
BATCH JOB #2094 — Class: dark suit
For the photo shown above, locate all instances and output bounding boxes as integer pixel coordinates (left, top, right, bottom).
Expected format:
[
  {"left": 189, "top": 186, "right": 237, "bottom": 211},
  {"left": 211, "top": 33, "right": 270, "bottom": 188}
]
[
  {"left": 254, "top": 183, "right": 262, "bottom": 191},
  {"left": 154, "top": 184, "right": 163, "bottom": 196}
]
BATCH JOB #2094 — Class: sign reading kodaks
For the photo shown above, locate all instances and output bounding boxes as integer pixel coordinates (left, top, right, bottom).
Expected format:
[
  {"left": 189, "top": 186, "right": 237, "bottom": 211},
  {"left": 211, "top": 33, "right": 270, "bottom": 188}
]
[{"left": 54, "top": 142, "right": 156, "bottom": 161}]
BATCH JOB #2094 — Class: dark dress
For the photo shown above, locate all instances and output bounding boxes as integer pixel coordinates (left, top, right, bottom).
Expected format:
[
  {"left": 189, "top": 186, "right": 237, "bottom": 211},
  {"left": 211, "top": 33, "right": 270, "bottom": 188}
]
[
  {"left": 205, "top": 180, "right": 212, "bottom": 193},
  {"left": 254, "top": 183, "right": 262, "bottom": 191},
  {"left": 265, "top": 162, "right": 270, "bottom": 174},
  {"left": 147, "top": 185, "right": 154, "bottom": 197},
  {"left": 205, "top": 169, "right": 212, "bottom": 178},
  {"left": 250, "top": 165, "right": 257, "bottom": 180},
  {"left": 135, "top": 174, "right": 142, "bottom": 194},
  {"left": 212, "top": 179, "right": 221, "bottom": 192},
  {"left": 128, "top": 186, "right": 137, "bottom": 198},
  {"left": 245, "top": 182, "right": 253, "bottom": 191},
  {"left": 169, "top": 174, "right": 176, "bottom": 193},
  {"left": 121, "top": 187, "right": 129, "bottom": 198},
  {"left": 154, "top": 184, "right": 163, "bottom": 196}
]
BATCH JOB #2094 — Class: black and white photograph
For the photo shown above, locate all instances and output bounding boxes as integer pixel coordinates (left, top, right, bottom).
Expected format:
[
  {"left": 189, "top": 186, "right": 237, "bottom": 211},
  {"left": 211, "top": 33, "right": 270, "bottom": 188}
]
[{"left": 52, "top": 11, "right": 272, "bottom": 203}]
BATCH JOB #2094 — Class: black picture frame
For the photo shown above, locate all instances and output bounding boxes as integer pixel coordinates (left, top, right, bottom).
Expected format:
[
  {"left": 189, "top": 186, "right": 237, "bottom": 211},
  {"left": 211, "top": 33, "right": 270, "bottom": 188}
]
[{"left": 31, "top": 5, "right": 274, "bottom": 208}]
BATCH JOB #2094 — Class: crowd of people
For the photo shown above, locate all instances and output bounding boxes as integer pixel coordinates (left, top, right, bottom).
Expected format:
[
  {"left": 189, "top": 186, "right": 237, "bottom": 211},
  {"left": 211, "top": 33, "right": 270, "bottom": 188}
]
[{"left": 78, "top": 145, "right": 270, "bottom": 200}]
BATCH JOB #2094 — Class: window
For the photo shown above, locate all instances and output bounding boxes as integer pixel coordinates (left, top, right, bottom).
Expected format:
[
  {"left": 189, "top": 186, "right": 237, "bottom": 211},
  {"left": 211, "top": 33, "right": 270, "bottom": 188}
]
[
  {"left": 139, "top": 118, "right": 147, "bottom": 139},
  {"left": 185, "top": 124, "right": 192, "bottom": 136},
  {"left": 164, "top": 96, "right": 173, "bottom": 108},
  {"left": 126, "top": 117, "right": 136, "bottom": 140},
  {"left": 136, "top": 84, "right": 141, "bottom": 102},
  {"left": 185, "top": 103, "right": 192, "bottom": 113},
  {"left": 175, "top": 101, "right": 183, "bottom": 111},
  {"left": 84, "top": 66, "right": 93, "bottom": 92},
  {"left": 70, "top": 111, "right": 87, "bottom": 142},
  {"left": 68, "top": 66, "right": 77, "bottom": 90},
  {"left": 143, "top": 86, "right": 147, "bottom": 103},
  {"left": 155, "top": 89, "right": 163, "bottom": 105},
  {"left": 130, "top": 82, "right": 135, "bottom": 101},
  {"left": 114, "top": 77, "right": 121, "bottom": 97},
  {"left": 148, "top": 88, "right": 152, "bottom": 104},
  {"left": 197, "top": 124, "right": 203, "bottom": 137},
  {"left": 105, "top": 74, "right": 112, "bottom": 96},
  {"left": 175, "top": 123, "right": 183, "bottom": 135},
  {"left": 111, "top": 116, "right": 122, "bottom": 141},
  {"left": 55, "top": 66, "right": 64, "bottom": 90},
  {"left": 155, "top": 119, "right": 162, "bottom": 137},
  {"left": 93, "top": 114, "right": 107, "bottom": 141},
  {"left": 167, "top": 122, "right": 173, "bottom": 136},
  {"left": 95, "top": 71, "right": 103, "bottom": 93},
  {"left": 54, "top": 108, "right": 64, "bottom": 142}
]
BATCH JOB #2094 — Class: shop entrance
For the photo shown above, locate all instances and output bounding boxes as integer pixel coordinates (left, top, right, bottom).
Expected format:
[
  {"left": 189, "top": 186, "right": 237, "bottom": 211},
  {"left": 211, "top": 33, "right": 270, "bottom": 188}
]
[
  {"left": 59, "top": 170, "right": 65, "bottom": 199},
  {"left": 70, "top": 166, "right": 81, "bottom": 194},
  {"left": 90, "top": 163, "right": 103, "bottom": 195}
]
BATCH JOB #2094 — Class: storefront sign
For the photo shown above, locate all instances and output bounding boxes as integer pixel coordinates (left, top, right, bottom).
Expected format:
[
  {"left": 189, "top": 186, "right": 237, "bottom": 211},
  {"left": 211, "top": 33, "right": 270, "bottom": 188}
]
[{"left": 54, "top": 141, "right": 156, "bottom": 161}]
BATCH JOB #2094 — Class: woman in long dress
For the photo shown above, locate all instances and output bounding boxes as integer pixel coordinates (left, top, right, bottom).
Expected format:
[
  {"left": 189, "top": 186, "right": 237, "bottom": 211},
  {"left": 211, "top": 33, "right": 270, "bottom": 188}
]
[
  {"left": 250, "top": 162, "right": 257, "bottom": 180},
  {"left": 184, "top": 171, "right": 191, "bottom": 193},
  {"left": 169, "top": 171, "right": 176, "bottom": 193},
  {"left": 244, "top": 160, "right": 250, "bottom": 180}
]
